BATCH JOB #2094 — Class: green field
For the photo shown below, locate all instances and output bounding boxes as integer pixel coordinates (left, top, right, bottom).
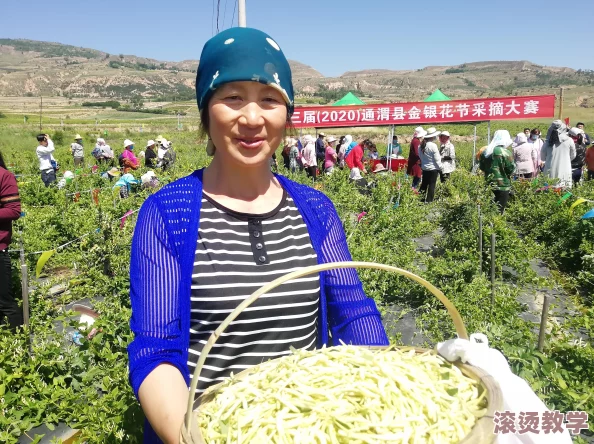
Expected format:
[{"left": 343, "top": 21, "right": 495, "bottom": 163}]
[{"left": 0, "top": 118, "right": 593, "bottom": 443}]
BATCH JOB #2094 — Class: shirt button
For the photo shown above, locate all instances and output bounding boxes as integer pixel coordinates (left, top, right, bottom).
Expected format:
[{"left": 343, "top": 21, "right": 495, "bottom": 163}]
[
  {"left": 253, "top": 231, "right": 261, "bottom": 238},
  {"left": 259, "top": 255, "right": 267, "bottom": 263},
  {"left": 254, "top": 219, "right": 261, "bottom": 225},
  {"left": 256, "top": 243, "right": 263, "bottom": 250}
]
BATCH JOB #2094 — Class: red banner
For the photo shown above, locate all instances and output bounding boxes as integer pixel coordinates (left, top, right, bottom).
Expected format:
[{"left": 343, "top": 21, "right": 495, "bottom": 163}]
[{"left": 291, "top": 95, "right": 555, "bottom": 128}]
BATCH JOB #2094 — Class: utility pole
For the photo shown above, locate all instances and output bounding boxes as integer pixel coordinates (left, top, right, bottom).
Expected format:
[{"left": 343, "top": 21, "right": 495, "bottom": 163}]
[
  {"left": 558, "top": 87, "right": 564, "bottom": 120},
  {"left": 238, "top": 0, "right": 246, "bottom": 27},
  {"left": 39, "top": 96, "right": 43, "bottom": 131}
]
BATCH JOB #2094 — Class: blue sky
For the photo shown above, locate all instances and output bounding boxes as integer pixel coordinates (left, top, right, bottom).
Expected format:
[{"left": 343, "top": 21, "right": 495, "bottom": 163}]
[{"left": 1, "top": 0, "right": 593, "bottom": 77}]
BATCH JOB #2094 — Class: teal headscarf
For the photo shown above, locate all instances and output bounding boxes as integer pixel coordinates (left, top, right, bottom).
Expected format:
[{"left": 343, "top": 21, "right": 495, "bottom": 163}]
[
  {"left": 113, "top": 173, "right": 140, "bottom": 191},
  {"left": 195, "top": 27, "right": 294, "bottom": 115}
]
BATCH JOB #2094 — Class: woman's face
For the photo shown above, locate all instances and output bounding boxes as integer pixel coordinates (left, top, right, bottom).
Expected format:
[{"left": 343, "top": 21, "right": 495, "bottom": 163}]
[{"left": 208, "top": 81, "right": 287, "bottom": 168}]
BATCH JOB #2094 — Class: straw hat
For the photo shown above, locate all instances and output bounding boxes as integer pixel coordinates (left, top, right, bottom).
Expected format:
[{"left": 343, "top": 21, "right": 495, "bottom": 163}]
[
  {"left": 425, "top": 127, "right": 441, "bottom": 138},
  {"left": 123, "top": 139, "right": 134, "bottom": 148},
  {"left": 441, "top": 131, "right": 451, "bottom": 138},
  {"left": 373, "top": 163, "right": 387, "bottom": 173},
  {"left": 318, "top": 132, "right": 326, "bottom": 137},
  {"left": 107, "top": 167, "right": 121, "bottom": 177},
  {"left": 74, "top": 134, "right": 82, "bottom": 140},
  {"left": 327, "top": 136, "right": 337, "bottom": 143}
]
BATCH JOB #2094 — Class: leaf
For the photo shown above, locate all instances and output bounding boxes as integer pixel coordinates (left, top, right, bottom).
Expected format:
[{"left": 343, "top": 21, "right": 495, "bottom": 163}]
[
  {"left": 35, "top": 249, "right": 56, "bottom": 279},
  {"left": 46, "top": 423, "right": 55, "bottom": 431}
]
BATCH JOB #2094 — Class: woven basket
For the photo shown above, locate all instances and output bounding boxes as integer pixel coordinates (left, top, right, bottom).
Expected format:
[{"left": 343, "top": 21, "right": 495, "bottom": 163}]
[{"left": 180, "top": 261, "right": 503, "bottom": 443}]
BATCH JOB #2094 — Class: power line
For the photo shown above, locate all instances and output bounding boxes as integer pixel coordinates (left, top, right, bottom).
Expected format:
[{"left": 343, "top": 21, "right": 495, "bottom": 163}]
[
  {"left": 231, "top": 0, "right": 237, "bottom": 27},
  {"left": 222, "top": 0, "right": 229, "bottom": 30},
  {"left": 216, "top": 0, "right": 222, "bottom": 33}
]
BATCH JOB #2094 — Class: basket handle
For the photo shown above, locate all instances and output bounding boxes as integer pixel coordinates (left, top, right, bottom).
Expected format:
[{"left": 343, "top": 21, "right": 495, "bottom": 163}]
[{"left": 184, "top": 261, "right": 468, "bottom": 428}]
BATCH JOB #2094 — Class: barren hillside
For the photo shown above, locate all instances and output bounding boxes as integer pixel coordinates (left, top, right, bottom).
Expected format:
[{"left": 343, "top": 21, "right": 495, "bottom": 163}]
[{"left": 0, "top": 39, "right": 593, "bottom": 104}]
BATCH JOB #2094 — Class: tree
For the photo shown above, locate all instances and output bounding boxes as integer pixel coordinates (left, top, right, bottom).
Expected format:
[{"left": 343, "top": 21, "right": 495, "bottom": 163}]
[{"left": 131, "top": 96, "right": 144, "bottom": 109}]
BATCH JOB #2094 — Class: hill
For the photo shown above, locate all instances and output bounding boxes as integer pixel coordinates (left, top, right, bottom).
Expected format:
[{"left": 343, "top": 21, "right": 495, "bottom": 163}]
[{"left": 1, "top": 39, "right": 593, "bottom": 106}]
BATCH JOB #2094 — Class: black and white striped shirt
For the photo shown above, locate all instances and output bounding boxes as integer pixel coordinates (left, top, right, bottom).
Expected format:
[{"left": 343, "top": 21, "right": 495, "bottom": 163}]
[{"left": 188, "top": 190, "right": 320, "bottom": 395}]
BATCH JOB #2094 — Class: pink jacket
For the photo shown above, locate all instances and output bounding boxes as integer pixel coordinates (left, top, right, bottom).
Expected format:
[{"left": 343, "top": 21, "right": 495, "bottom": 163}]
[{"left": 122, "top": 149, "right": 139, "bottom": 167}]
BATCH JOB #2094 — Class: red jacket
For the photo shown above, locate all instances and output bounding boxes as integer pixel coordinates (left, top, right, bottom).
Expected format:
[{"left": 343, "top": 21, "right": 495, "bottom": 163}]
[
  {"left": 586, "top": 146, "right": 594, "bottom": 171},
  {"left": 0, "top": 167, "right": 21, "bottom": 251},
  {"left": 345, "top": 144, "right": 365, "bottom": 170},
  {"left": 407, "top": 137, "right": 422, "bottom": 178}
]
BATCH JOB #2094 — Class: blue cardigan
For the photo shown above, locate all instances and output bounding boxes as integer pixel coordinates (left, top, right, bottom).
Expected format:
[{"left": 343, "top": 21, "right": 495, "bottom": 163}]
[{"left": 128, "top": 169, "right": 388, "bottom": 442}]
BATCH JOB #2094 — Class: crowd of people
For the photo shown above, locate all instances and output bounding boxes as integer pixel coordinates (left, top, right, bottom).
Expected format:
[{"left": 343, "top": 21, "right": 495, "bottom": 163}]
[
  {"left": 279, "top": 132, "right": 402, "bottom": 183},
  {"left": 278, "top": 127, "right": 456, "bottom": 203},
  {"left": 273, "top": 119, "right": 593, "bottom": 213},
  {"left": 477, "top": 121, "right": 592, "bottom": 213},
  {"left": 35, "top": 133, "right": 176, "bottom": 188}
]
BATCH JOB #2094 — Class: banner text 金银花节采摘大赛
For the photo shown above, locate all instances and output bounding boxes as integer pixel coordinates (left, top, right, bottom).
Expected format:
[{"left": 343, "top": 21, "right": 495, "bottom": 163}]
[{"left": 291, "top": 95, "right": 556, "bottom": 128}]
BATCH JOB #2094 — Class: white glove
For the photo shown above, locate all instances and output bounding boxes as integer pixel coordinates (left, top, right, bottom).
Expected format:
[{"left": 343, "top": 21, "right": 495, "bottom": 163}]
[{"left": 437, "top": 334, "right": 572, "bottom": 444}]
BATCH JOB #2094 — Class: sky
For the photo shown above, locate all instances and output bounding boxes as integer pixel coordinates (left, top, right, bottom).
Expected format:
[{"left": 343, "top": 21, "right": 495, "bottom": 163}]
[{"left": 1, "top": 0, "right": 593, "bottom": 77}]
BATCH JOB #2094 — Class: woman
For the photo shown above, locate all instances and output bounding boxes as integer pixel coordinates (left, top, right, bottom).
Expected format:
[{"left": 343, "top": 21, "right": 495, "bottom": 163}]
[
  {"left": 345, "top": 138, "right": 366, "bottom": 173},
  {"left": 301, "top": 134, "right": 317, "bottom": 179},
  {"left": 288, "top": 138, "right": 300, "bottom": 172},
  {"left": 407, "top": 126, "right": 424, "bottom": 188},
  {"left": 418, "top": 127, "right": 442, "bottom": 203},
  {"left": 349, "top": 167, "right": 372, "bottom": 195},
  {"left": 368, "top": 143, "right": 379, "bottom": 160},
  {"left": 281, "top": 136, "right": 291, "bottom": 170},
  {"left": 324, "top": 136, "right": 338, "bottom": 174},
  {"left": 128, "top": 27, "right": 388, "bottom": 444},
  {"left": 0, "top": 151, "right": 23, "bottom": 332},
  {"left": 93, "top": 138, "right": 114, "bottom": 165},
  {"left": 157, "top": 139, "right": 176, "bottom": 171},
  {"left": 541, "top": 120, "right": 576, "bottom": 189},
  {"left": 438, "top": 131, "right": 456, "bottom": 182},
  {"left": 114, "top": 173, "right": 139, "bottom": 199},
  {"left": 527, "top": 128, "right": 544, "bottom": 174},
  {"left": 586, "top": 142, "right": 594, "bottom": 181},
  {"left": 479, "top": 130, "right": 515, "bottom": 213},
  {"left": 337, "top": 135, "right": 351, "bottom": 169},
  {"left": 512, "top": 133, "right": 536, "bottom": 179},
  {"left": 388, "top": 135, "right": 402, "bottom": 158},
  {"left": 569, "top": 127, "right": 586, "bottom": 185},
  {"left": 70, "top": 135, "right": 85, "bottom": 167},
  {"left": 119, "top": 139, "right": 139, "bottom": 170},
  {"left": 145, "top": 140, "right": 158, "bottom": 168}
]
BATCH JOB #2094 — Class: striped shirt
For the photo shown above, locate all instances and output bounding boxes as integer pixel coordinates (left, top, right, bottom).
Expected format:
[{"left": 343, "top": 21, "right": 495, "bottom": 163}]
[{"left": 188, "top": 190, "right": 320, "bottom": 396}]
